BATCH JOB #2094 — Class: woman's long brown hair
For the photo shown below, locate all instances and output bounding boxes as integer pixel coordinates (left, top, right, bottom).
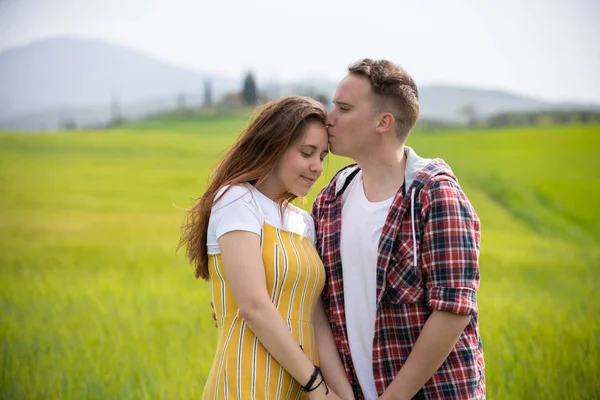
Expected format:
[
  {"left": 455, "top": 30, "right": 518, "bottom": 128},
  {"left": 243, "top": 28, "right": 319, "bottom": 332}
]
[{"left": 178, "top": 96, "right": 327, "bottom": 280}]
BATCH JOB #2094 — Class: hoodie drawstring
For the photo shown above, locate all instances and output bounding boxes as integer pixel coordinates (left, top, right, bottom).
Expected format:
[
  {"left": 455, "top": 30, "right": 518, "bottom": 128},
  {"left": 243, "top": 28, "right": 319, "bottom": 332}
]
[{"left": 410, "top": 187, "right": 417, "bottom": 267}]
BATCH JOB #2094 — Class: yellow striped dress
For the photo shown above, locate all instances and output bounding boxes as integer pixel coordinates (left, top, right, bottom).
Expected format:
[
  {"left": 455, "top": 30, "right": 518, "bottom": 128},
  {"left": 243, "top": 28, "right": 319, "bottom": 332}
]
[{"left": 203, "top": 220, "right": 326, "bottom": 399}]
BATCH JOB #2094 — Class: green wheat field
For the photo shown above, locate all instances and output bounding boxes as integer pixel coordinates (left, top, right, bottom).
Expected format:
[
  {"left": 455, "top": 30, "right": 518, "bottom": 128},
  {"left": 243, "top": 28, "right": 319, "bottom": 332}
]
[{"left": 1, "top": 117, "right": 599, "bottom": 399}]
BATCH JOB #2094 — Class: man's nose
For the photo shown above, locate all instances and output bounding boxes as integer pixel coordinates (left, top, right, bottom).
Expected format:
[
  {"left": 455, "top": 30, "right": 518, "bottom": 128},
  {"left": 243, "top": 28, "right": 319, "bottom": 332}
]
[{"left": 326, "top": 112, "right": 334, "bottom": 127}]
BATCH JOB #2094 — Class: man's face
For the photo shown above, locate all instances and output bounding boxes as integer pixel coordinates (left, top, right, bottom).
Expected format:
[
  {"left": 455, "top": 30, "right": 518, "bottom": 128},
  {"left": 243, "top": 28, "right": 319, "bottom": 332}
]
[{"left": 326, "top": 74, "right": 378, "bottom": 158}]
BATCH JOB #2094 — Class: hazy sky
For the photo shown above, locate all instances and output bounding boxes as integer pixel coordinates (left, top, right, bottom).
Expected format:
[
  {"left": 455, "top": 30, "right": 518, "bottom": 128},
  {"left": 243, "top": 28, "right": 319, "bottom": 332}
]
[{"left": 1, "top": 0, "right": 599, "bottom": 103}]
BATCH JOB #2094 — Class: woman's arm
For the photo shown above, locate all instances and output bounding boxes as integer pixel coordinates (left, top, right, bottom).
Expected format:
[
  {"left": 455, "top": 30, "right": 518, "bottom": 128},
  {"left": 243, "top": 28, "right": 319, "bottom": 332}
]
[
  {"left": 219, "top": 230, "right": 333, "bottom": 399},
  {"left": 314, "top": 297, "right": 355, "bottom": 400}
]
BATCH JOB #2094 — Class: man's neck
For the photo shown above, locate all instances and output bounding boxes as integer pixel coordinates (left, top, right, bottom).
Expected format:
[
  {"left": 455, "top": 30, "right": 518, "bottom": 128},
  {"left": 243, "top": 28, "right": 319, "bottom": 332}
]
[{"left": 355, "top": 144, "right": 406, "bottom": 202}]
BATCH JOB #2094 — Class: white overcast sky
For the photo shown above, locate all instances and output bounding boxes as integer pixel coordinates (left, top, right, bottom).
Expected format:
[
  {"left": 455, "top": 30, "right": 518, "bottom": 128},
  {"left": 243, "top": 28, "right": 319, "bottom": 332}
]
[{"left": 1, "top": 0, "right": 599, "bottom": 103}]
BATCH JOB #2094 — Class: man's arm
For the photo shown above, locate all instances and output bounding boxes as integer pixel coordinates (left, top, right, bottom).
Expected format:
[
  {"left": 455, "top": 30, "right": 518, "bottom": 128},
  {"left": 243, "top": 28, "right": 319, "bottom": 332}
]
[
  {"left": 378, "top": 311, "right": 470, "bottom": 400},
  {"left": 380, "top": 179, "right": 481, "bottom": 399}
]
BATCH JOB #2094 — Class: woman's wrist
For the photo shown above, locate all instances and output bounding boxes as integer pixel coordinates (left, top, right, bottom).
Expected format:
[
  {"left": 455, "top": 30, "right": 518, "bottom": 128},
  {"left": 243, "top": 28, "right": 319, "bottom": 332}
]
[
  {"left": 302, "top": 365, "right": 329, "bottom": 398},
  {"left": 300, "top": 365, "right": 321, "bottom": 391}
]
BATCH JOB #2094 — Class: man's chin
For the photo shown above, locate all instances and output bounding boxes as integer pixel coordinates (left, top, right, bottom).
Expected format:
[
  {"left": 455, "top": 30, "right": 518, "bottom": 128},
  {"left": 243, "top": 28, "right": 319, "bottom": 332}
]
[
  {"left": 328, "top": 144, "right": 340, "bottom": 156},
  {"left": 328, "top": 145, "right": 347, "bottom": 158}
]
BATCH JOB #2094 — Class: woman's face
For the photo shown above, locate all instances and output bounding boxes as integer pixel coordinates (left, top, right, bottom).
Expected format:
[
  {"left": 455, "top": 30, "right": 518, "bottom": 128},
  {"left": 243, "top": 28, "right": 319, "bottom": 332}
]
[{"left": 271, "top": 121, "right": 329, "bottom": 197}]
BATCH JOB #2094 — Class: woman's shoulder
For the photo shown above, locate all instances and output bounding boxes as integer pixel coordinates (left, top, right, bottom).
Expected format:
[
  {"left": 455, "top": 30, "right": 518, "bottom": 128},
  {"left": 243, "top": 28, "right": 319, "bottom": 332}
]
[
  {"left": 213, "top": 183, "right": 263, "bottom": 214},
  {"left": 207, "top": 184, "right": 264, "bottom": 249},
  {"left": 215, "top": 183, "right": 256, "bottom": 203},
  {"left": 286, "top": 204, "right": 316, "bottom": 242}
]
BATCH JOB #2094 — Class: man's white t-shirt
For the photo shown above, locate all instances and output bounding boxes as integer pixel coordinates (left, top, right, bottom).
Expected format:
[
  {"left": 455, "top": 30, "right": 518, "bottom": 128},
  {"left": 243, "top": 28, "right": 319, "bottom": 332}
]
[
  {"left": 340, "top": 171, "right": 394, "bottom": 399},
  {"left": 207, "top": 184, "right": 315, "bottom": 253}
]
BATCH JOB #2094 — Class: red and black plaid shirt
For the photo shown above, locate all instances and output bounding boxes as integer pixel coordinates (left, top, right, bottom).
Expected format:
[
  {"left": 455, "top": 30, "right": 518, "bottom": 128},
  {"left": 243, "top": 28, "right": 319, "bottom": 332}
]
[{"left": 312, "top": 159, "right": 485, "bottom": 399}]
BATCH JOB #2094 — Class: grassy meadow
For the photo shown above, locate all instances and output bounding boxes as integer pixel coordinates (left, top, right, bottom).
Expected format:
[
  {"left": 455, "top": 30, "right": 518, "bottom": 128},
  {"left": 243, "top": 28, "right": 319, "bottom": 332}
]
[{"left": 1, "top": 118, "right": 599, "bottom": 399}]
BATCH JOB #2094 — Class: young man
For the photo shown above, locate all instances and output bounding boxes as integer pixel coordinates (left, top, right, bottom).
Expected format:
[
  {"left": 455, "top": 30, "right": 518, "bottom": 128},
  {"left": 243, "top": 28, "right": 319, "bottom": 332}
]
[{"left": 312, "top": 59, "right": 485, "bottom": 399}]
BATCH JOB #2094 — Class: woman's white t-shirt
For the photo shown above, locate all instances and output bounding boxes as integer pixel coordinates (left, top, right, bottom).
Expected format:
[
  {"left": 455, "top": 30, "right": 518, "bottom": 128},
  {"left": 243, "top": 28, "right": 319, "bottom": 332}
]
[{"left": 207, "top": 184, "right": 316, "bottom": 254}]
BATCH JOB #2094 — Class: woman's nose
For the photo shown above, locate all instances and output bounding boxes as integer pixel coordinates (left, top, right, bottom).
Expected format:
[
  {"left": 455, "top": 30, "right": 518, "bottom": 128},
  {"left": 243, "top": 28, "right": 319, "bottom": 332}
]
[{"left": 311, "top": 158, "right": 323, "bottom": 174}]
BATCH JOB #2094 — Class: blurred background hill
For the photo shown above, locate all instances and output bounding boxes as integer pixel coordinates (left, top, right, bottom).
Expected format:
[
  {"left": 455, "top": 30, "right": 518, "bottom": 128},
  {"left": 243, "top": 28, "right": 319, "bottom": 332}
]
[{"left": 2, "top": 37, "right": 599, "bottom": 131}]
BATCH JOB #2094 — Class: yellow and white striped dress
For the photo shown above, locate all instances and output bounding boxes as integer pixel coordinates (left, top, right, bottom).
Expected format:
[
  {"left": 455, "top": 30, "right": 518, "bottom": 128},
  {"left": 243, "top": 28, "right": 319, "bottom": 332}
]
[{"left": 203, "top": 217, "right": 325, "bottom": 399}]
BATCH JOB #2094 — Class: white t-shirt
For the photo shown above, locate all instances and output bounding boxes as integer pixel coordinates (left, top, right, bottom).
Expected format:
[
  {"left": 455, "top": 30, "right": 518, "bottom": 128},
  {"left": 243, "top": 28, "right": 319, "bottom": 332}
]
[
  {"left": 207, "top": 184, "right": 316, "bottom": 254},
  {"left": 340, "top": 171, "right": 394, "bottom": 400}
]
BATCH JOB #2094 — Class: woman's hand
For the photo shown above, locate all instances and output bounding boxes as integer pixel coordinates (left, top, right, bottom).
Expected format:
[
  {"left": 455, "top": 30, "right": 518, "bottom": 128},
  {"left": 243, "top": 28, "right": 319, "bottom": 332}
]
[
  {"left": 307, "top": 383, "right": 343, "bottom": 400},
  {"left": 325, "top": 390, "right": 344, "bottom": 400},
  {"left": 210, "top": 301, "right": 217, "bottom": 328}
]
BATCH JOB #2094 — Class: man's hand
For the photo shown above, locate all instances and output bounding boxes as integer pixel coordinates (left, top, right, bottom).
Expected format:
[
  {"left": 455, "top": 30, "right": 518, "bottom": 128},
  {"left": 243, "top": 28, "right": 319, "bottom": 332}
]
[{"left": 378, "top": 310, "right": 471, "bottom": 399}]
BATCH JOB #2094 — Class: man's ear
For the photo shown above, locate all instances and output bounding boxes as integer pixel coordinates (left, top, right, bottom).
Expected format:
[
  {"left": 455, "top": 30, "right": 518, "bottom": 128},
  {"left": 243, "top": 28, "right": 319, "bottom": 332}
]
[{"left": 376, "top": 112, "right": 395, "bottom": 134}]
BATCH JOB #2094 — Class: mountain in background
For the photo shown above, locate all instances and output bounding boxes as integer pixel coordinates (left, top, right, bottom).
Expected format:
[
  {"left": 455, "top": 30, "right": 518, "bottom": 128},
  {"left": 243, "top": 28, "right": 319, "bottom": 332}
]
[
  {"left": 0, "top": 37, "right": 238, "bottom": 129},
  {"left": 1, "top": 37, "right": 598, "bottom": 130}
]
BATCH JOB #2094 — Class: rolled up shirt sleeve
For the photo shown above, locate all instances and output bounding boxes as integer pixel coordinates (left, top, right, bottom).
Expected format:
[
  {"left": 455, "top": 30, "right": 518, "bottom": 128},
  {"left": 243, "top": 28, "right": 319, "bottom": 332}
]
[{"left": 420, "top": 179, "right": 481, "bottom": 316}]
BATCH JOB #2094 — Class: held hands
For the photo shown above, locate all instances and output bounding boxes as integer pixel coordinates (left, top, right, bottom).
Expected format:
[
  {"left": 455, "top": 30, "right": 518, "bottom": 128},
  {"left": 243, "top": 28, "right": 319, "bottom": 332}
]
[
  {"left": 307, "top": 385, "right": 342, "bottom": 400},
  {"left": 210, "top": 302, "right": 346, "bottom": 400},
  {"left": 304, "top": 366, "right": 345, "bottom": 400},
  {"left": 325, "top": 391, "right": 344, "bottom": 400},
  {"left": 210, "top": 301, "right": 217, "bottom": 328}
]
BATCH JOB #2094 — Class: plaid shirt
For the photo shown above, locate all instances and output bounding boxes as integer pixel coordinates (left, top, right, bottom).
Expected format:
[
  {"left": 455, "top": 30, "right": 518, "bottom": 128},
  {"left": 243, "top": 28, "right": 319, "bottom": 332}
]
[{"left": 312, "top": 153, "right": 485, "bottom": 399}]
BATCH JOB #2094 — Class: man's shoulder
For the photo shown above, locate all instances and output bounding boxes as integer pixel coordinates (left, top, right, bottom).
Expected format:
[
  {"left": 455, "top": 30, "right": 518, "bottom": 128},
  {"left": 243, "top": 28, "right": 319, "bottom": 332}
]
[
  {"left": 312, "top": 164, "right": 359, "bottom": 216},
  {"left": 315, "top": 164, "right": 359, "bottom": 199}
]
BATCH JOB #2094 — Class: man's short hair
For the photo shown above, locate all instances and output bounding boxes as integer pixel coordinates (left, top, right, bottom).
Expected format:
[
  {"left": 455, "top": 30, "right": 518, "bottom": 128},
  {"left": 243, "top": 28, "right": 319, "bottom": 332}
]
[{"left": 348, "top": 59, "right": 419, "bottom": 141}]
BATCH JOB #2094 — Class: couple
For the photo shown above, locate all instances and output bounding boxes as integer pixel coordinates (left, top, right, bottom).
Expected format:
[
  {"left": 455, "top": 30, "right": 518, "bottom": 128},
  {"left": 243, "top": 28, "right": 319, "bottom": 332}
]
[{"left": 179, "top": 59, "right": 485, "bottom": 399}]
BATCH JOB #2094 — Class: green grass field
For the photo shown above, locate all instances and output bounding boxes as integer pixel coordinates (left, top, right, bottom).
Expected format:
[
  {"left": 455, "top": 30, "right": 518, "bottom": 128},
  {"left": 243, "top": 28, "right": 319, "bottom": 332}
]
[{"left": 1, "top": 120, "right": 599, "bottom": 399}]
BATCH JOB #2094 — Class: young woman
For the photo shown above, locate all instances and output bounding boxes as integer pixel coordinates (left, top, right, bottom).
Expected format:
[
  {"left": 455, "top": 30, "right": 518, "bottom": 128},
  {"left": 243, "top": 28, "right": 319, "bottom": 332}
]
[{"left": 179, "top": 96, "right": 353, "bottom": 399}]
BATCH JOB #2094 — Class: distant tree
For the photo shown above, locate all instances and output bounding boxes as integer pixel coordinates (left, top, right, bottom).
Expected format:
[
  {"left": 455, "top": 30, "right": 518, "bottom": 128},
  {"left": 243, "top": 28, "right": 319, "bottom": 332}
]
[
  {"left": 178, "top": 91, "right": 186, "bottom": 111},
  {"left": 460, "top": 104, "right": 478, "bottom": 127},
  {"left": 204, "top": 78, "right": 213, "bottom": 107},
  {"left": 110, "top": 97, "right": 122, "bottom": 126},
  {"left": 485, "top": 109, "right": 600, "bottom": 128},
  {"left": 242, "top": 71, "right": 258, "bottom": 106},
  {"left": 61, "top": 118, "right": 77, "bottom": 131}
]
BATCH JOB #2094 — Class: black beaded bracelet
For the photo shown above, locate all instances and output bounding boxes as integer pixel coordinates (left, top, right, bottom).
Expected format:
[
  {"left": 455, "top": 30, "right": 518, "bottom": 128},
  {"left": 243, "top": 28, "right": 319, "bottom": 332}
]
[{"left": 300, "top": 366, "right": 322, "bottom": 392}]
